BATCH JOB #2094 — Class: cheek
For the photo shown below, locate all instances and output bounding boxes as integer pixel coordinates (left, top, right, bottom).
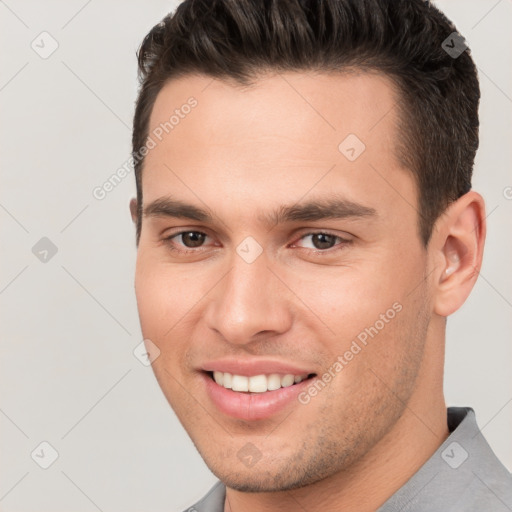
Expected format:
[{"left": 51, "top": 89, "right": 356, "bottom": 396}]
[
  {"left": 134, "top": 253, "right": 200, "bottom": 338},
  {"left": 134, "top": 253, "right": 217, "bottom": 389},
  {"left": 134, "top": 259, "right": 196, "bottom": 406},
  {"left": 134, "top": 267, "right": 167, "bottom": 338},
  {"left": 293, "top": 249, "right": 426, "bottom": 377},
  {"left": 296, "top": 262, "right": 404, "bottom": 337}
]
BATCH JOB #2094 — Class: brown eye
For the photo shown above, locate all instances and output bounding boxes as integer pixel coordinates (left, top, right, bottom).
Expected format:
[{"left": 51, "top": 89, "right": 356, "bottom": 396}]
[
  {"left": 163, "top": 230, "right": 210, "bottom": 252},
  {"left": 178, "top": 231, "right": 207, "bottom": 248},
  {"left": 309, "top": 233, "right": 338, "bottom": 250},
  {"left": 295, "top": 232, "right": 349, "bottom": 252}
]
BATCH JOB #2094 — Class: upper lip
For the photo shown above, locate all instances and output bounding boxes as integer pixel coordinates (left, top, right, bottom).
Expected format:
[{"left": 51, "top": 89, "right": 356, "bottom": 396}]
[{"left": 200, "top": 358, "right": 315, "bottom": 377}]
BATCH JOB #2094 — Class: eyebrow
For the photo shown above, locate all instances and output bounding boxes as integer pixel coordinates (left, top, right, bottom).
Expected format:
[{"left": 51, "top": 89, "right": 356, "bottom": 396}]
[{"left": 143, "top": 194, "right": 377, "bottom": 228}]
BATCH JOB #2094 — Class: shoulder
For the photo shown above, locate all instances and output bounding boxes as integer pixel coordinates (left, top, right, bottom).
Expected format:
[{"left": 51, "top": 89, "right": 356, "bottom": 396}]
[
  {"left": 378, "top": 407, "right": 512, "bottom": 511},
  {"left": 181, "top": 481, "right": 225, "bottom": 512}
]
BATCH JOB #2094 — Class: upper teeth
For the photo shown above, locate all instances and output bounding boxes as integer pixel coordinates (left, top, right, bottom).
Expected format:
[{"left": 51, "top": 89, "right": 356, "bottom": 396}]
[{"left": 213, "top": 371, "right": 308, "bottom": 393}]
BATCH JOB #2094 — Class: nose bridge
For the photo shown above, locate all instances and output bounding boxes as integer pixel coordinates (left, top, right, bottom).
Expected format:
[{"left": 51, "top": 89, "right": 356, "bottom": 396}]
[{"left": 205, "top": 246, "right": 291, "bottom": 344}]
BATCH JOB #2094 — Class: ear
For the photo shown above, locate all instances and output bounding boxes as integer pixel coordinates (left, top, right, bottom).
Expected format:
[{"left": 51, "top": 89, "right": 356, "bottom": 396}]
[
  {"left": 431, "top": 191, "right": 486, "bottom": 317},
  {"left": 129, "top": 198, "right": 138, "bottom": 224}
]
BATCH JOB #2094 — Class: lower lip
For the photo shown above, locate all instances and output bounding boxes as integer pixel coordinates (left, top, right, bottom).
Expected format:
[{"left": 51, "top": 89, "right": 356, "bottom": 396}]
[{"left": 202, "top": 373, "right": 313, "bottom": 421}]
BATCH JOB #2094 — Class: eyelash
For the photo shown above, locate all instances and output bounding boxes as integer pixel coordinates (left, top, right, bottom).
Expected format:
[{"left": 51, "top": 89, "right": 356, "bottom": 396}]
[{"left": 162, "top": 230, "right": 351, "bottom": 256}]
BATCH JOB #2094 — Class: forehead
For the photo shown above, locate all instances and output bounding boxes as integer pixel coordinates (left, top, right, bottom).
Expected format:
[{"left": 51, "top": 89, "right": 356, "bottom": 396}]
[
  {"left": 147, "top": 70, "right": 400, "bottom": 160},
  {"left": 141, "top": 71, "right": 415, "bottom": 231}
]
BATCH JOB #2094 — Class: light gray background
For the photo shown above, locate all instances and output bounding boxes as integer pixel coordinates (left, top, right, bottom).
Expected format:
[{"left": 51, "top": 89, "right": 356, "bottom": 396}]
[{"left": 1, "top": 1, "right": 511, "bottom": 511}]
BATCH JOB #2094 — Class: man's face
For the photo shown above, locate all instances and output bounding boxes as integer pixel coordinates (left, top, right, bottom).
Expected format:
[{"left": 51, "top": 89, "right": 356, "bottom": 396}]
[{"left": 134, "top": 71, "right": 433, "bottom": 491}]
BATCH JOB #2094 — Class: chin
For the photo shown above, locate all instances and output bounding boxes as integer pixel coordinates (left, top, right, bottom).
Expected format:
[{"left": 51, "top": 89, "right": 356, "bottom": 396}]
[
  {"left": 199, "top": 447, "right": 337, "bottom": 493},
  {"left": 214, "top": 470, "right": 316, "bottom": 493}
]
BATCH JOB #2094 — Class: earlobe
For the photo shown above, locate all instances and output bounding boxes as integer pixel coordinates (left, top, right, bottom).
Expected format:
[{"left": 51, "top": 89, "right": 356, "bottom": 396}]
[
  {"left": 130, "top": 198, "right": 138, "bottom": 224},
  {"left": 433, "top": 191, "right": 486, "bottom": 317}
]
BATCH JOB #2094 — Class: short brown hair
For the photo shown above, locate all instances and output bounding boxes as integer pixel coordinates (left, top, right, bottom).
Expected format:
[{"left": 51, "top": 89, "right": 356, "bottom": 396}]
[{"left": 132, "top": 0, "right": 480, "bottom": 245}]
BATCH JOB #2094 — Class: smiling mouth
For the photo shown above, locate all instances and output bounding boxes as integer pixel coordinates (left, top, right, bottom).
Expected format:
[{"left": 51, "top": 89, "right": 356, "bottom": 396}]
[{"left": 206, "top": 371, "right": 317, "bottom": 393}]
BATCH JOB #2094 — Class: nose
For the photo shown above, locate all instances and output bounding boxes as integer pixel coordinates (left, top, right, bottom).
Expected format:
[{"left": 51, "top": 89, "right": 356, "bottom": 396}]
[{"left": 203, "top": 248, "right": 293, "bottom": 346}]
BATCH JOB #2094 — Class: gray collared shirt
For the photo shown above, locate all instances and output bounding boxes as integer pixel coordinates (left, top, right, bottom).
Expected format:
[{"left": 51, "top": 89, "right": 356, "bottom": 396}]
[{"left": 184, "top": 407, "right": 512, "bottom": 511}]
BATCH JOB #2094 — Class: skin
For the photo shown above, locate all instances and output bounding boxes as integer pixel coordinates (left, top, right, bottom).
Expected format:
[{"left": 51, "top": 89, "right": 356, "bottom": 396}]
[{"left": 131, "top": 71, "right": 486, "bottom": 511}]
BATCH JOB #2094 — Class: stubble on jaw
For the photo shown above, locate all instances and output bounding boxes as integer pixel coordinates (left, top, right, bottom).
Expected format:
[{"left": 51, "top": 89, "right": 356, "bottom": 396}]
[{"left": 193, "top": 296, "right": 431, "bottom": 494}]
